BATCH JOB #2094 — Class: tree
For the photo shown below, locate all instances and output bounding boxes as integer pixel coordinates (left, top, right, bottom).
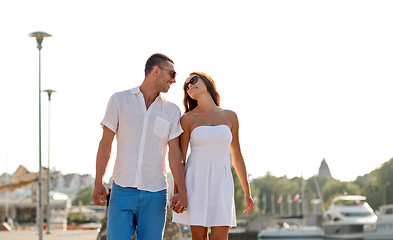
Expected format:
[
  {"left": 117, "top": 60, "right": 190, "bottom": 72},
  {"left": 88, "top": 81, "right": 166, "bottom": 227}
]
[
  {"left": 355, "top": 157, "right": 393, "bottom": 209},
  {"left": 251, "top": 173, "right": 304, "bottom": 215},
  {"left": 72, "top": 186, "right": 94, "bottom": 205},
  {"left": 231, "top": 166, "right": 247, "bottom": 215}
]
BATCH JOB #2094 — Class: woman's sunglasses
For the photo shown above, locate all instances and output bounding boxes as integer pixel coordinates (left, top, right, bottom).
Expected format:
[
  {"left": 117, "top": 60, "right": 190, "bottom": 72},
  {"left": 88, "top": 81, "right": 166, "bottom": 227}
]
[
  {"left": 159, "top": 66, "right": 177, "bottom": 79},
  {"left": 184, "top": 75, "right": 199, "bottom": 91}
]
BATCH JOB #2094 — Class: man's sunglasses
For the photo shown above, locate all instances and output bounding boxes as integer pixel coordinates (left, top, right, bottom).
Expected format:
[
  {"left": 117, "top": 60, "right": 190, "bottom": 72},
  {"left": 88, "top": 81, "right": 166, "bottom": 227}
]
[
  {"left": 158, "top": 66, "right": 176, "bottom": 79},
  {"left": 184, "top": 75, "right": 199, "bottom": 91}
]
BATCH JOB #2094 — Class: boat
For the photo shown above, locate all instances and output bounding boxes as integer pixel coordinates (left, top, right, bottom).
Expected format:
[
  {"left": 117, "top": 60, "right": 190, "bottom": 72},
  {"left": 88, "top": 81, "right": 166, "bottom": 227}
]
[
  {"left": 258, "top": 221, "right": 324, "bottom": 239},
  {"left": 323, "top": 195, "right": 377, "bottom": 239},
  {"left": 364, "top": 204, "right": 393, "bottom": 239}
]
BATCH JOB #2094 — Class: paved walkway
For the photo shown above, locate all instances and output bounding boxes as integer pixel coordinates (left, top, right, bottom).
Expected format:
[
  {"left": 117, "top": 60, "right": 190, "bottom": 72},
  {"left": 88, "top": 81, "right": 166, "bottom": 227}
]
[{"left": 0, "top": 229, "right": 99, "bottom": 240}]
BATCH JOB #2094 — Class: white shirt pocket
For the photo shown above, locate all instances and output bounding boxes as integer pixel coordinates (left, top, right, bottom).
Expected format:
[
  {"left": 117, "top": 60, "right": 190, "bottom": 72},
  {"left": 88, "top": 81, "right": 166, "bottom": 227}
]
[{"left": 154, "top": 116, "right": 170, "bottom": 138}]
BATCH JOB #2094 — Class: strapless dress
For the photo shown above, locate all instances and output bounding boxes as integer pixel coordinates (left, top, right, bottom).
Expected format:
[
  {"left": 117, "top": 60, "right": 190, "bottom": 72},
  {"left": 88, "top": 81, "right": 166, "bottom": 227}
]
[{"left": 172, "top": 125, "right": 236, "bottom": 227}]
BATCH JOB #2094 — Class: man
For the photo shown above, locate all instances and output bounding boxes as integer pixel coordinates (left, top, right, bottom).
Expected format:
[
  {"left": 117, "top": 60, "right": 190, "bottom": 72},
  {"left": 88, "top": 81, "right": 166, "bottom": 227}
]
[{"left": 93, "top": 53, "right": 187, "bottom": 240}]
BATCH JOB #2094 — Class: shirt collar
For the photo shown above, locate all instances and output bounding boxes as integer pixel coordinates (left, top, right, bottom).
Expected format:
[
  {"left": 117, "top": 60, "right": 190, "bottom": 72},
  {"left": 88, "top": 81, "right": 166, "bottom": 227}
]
[
  {"left": 130, "top": 87, "right": 141, "bottom": 95},
  {"left": 130, "top": 86, "right": 163, "bottom": 101}
]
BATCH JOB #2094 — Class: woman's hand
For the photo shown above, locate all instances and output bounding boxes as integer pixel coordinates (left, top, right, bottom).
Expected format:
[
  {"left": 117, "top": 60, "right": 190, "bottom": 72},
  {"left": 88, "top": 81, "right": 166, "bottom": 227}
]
[
  {"left": 170, "top": 193, "right": 187, "bottom": 214},
  {"left": 243, "top": 194, "right": 254, "bottom": 214}
]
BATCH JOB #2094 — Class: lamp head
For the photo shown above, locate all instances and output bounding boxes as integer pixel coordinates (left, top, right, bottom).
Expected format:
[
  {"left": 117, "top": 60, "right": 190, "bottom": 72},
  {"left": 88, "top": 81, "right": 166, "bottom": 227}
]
[
  {"left": 43, "top": 89, "right": 56, "bottom": 100},
  {"left": 29, "top": 32, "right": 52, "bottom": 50}
]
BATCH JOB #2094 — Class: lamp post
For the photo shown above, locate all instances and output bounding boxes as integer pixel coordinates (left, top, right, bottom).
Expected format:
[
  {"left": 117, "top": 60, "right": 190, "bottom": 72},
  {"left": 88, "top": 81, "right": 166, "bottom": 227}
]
[
  {"left": 29, "top": 31, "right": 51, "bottom": 240},
  {"left": 43, "top": 89, "right": 55, "bottom": 234},
  {"left": 383, "top": 181, "right": 391, "bottom": 205}
]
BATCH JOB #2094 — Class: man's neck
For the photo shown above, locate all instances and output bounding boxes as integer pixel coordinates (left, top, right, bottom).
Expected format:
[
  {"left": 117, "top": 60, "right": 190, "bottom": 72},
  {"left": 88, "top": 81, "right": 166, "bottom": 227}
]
[{"left": 140, "top": 82, "right": 160, "bottom": 110}]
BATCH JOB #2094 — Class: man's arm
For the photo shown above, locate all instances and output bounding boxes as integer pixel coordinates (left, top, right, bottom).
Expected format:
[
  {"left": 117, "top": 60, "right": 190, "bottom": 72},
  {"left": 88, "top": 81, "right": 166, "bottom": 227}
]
[
  {"left": 168, "top": 136, "right": 187, "bottom": 212},
  {"left": 92, "top": 126, "right": 115, "bottom": 206},
  {"left": 173, "top": 116, "right": 191, "bottom": 195}
]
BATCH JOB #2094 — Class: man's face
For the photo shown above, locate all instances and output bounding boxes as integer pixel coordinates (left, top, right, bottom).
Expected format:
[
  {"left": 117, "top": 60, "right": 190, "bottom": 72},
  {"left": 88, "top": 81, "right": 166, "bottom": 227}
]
[{"left": 156, "top": 62, "right": 176, "bottom": 93}]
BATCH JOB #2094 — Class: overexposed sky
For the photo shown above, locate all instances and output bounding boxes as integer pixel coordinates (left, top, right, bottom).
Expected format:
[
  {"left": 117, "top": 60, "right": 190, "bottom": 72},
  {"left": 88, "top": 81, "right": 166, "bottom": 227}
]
[{"left": 1, "top": 0, "right": 392, "bottom": 182}]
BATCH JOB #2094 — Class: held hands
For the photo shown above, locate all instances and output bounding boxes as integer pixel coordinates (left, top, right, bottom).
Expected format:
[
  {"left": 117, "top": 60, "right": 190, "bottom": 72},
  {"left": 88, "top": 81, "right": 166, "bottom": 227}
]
[
  {"left": 243, "top": 194, "right": 254, "bottom": 214},
  {"left": 170, "top": 193, "right": 188, "bottom": 214},
  {"left": 92, "top": 182, "right": 107, "bottom": 206}
]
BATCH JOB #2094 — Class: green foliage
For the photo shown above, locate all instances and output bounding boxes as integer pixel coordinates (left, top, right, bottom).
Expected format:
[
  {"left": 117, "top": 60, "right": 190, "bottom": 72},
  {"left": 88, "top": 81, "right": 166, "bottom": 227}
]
[
  {"left": 231, "top": 166, "right": 247, "bottom": 215},
  {"left": 68, "top": 212, "right": 91, "bottom": 224},
  {"left": 72, "top": 186, "right": 94, "bottom": 205},
  {"left": 355, "top": 157, "right": 393, "bottom": 209},
  {"left": 321, "top": 178, "right": 360, "bottom": 205},
  {"left": 251, "top": 173, "right": 305, "bottom": 215}
]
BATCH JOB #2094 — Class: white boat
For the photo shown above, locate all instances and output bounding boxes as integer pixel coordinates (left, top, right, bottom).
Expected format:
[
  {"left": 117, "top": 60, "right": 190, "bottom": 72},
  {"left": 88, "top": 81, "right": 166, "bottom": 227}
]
[
  {"left": 364, "top": 204, "right": 393, "bottom": 239},
  {"left": 323, "top": 195, "right": 377, "bottom": 239},
  {"left": 258, "top": 221, "right": 324, "bottom": 239}
]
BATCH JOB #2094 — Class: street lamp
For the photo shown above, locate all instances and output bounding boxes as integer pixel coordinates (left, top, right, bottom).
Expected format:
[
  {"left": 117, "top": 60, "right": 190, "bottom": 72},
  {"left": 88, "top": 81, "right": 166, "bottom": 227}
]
[
  {"left": 29, "top": 31, "right": 51, "bottom": 240},
  {"left": 383, "top": 181, "right": 391, "bottom": 205},
  {"left": 43, "top": 89, "right": 55, "bottom": 234}
]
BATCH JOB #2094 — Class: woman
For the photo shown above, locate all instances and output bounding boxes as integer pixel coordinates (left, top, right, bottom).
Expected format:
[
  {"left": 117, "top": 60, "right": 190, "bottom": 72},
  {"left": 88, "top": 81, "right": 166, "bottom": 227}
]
[{"left": 171, "top": 72, "right": 254, "bottom": 240}]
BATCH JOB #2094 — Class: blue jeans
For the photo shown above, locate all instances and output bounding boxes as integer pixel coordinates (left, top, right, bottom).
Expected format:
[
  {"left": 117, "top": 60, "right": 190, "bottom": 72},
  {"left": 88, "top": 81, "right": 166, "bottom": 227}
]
[{"left": 107, "top": 182, "right": 167, "bottom": 240}]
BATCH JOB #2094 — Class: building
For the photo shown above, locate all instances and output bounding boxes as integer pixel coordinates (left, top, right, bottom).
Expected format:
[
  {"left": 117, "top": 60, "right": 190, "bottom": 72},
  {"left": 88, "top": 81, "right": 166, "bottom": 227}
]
[
  {"left": 0, "top": 167, "right": 94, "bottom": 225},
  {"left": 51, "top": 171, "right": 94, "bottom": 200},
  {"left": 0, "top": 185, "right": 71, "bottom": 226},
  {"left": 318, "top": 158, "right": 332, "bottom": 179}
]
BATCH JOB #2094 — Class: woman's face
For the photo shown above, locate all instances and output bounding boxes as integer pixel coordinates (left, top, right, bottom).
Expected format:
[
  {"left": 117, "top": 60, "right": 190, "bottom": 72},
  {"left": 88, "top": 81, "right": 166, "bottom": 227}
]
[{"left": 184, "top": 75, "right": 206, "bottom": 98}]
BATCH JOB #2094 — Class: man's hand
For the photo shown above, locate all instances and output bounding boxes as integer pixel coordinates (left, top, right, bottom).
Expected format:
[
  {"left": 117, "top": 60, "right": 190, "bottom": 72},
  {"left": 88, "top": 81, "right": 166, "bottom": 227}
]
[
  {"left": 92, "top": 182, "right": 107, "bottom": 206},
  {"left": 167, "top": 136, "right": 188, "bottom": 212},
  {"left": 93, "top": 126, "right": 114, "bottom": 206},
  {"left": 170, "top": 193, "right": 187, "bottom": 213}
]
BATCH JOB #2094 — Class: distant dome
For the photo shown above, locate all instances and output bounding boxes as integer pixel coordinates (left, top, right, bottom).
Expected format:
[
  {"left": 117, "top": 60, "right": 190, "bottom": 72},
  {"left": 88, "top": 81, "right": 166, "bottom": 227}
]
[{"left": 319, "top": 158, "right": 332, "bottom": 178}]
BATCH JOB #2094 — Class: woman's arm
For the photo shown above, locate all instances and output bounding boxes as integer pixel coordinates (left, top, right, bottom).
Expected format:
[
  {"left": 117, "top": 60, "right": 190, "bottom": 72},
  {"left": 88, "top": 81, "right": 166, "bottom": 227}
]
[{"left": 228, "top": 110, "right": 254, "bottom": 214}]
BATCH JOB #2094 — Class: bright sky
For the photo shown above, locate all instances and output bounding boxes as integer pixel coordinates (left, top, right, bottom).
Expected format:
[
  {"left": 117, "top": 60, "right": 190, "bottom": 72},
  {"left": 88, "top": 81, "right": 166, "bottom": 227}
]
[{"left": 1, "top": 0, "right": 392, "bottom": 183}]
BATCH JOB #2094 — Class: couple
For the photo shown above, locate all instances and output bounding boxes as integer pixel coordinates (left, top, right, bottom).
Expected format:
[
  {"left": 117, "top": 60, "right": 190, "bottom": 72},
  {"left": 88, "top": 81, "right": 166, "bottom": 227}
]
[{"left": 92, "top": 53, "right": 254, "bottom": 240}]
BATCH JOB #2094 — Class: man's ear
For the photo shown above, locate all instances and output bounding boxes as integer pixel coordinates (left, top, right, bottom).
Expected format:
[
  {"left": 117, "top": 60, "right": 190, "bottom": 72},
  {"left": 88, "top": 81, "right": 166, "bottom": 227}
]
[{"left": 152, "top": 66, "right": 160, "bottom": 77}]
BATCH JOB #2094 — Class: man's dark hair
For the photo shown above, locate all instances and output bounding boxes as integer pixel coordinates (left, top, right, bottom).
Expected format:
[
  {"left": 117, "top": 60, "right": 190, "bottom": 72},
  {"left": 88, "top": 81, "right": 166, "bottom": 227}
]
[{"left": 144, "top": 53, "right": 174, "bottom": 76}]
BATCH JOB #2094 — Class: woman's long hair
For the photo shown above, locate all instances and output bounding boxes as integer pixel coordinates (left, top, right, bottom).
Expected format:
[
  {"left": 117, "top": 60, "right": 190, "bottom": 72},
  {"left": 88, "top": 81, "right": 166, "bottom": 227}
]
[{"left": 183, "top": 72, "right": 220, "bottom": 113}]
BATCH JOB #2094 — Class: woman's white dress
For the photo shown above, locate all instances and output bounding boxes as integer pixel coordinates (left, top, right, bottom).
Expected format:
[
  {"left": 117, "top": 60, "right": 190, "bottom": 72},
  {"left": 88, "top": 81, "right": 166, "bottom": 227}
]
[{"left": 172, "top": 125, "right": 236, "bottom": 227}]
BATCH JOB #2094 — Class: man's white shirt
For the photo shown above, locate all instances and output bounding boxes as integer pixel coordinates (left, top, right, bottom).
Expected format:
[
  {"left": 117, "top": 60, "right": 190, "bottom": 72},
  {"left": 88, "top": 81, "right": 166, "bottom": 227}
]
[{"left": 101, "top": 87, "right": 183, "bottom": 192}]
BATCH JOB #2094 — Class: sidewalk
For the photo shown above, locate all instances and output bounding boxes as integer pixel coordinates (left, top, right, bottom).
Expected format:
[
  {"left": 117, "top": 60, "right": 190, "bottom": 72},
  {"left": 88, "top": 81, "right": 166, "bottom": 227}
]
[{"left": 0, "top": 229, "right": 99, "bottom": 240}]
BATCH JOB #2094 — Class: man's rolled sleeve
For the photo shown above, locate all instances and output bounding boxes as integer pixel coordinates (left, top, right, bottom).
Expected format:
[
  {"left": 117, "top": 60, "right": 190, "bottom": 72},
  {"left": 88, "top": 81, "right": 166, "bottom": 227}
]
[
  {"left": 168, "top": 107, "right": 183, "bottom": 141},
  {"left": 101, "top": 93, "right": 119, "bottom": 134}
]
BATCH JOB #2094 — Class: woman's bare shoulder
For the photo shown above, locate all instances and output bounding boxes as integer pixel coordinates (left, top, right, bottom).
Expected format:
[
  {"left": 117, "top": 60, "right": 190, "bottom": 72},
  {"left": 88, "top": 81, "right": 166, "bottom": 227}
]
[
  {"left": 222, "top": 109, "right": 238, "bottom": 120},
  {"left": 181, "top": 111, "right": 195, "bottom": 121},
  {"left": 181, "top": 112, "right": 196, "bottom": 129}
]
